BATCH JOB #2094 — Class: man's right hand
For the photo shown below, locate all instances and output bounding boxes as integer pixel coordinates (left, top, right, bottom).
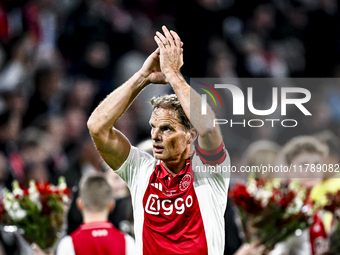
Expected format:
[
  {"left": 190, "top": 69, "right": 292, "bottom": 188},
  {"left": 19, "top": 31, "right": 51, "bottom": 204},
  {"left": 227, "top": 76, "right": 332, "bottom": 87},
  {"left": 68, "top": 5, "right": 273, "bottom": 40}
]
[
  {"left": 139, "top": 38, "right": 184, "bottom": 85},
  {"left": 88, "top": 36, "right": 183, "bottom": 171},
  {"left": 138, "top": 48, "right": 168, "bottom": 85}
]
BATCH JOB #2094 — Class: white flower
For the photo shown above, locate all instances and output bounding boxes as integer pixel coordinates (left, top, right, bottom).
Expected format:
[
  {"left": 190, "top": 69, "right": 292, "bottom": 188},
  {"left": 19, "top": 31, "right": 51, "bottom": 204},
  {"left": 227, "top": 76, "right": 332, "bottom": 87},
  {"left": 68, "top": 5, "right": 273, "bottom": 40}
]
[
  {"left": 28, "top": 181, "right": 39, "bottom": 200},
  {"left": 272, "top": 178, "right": 281, "bottom": 189},
  {"left": 58, "top": 177, "right": 67, "bottom": 191},
  {"left": 29, "top": 192, "right": 42, "bottom": 211},
  {"left": 246, "top": 179, "right": 258, "bottom": 196},
  {"left": 3, "top": 189, "right": 15, "bottom": 211},
  {"left": 11, "top": 208, "right": 27, "bottom": 221},
  {"left": 289, "top": 180, "right": 301, "bottom": 192},
  {"left": 8, "top": 210, "right": 15, "bottom": 219},
  {"left": 62, "top": 194, "right": 69, "bottom": 204},
  {"left": 28, "top": 180, "right": 37, "bottom": 193},
  {"left": 59, "top": 182, "right": 67, "bottom": 191},
  {"left": 12, "top": 201, "right": 20, "bottom": 211},
  {"left": 50, "top": 186, "right": 58, "bottom": 193},
  {"left": 3, "top": 189, "right": 14, "bottom": 201},
  {"left": 12, "top": 181, "right": 23, "bottom": 198},
  {"left": 3, "top": 200, "right": 13, "bottom": 211},
  {"left": 28, "top": 180, "right": 42, "bottom": 211},
  {"left": 12, "top": 188, "right": 23, "bottom": 198},
  {"left": 255, "top": 188, "right": 272, "bottom": 206},
  {"left": 6, "top": 198, "right": 27, "bottom": 221},
  {"left": 284, "top": 197, "right": 304, "bottom": 218},
  {"left": 29, "top": 190, "right": 39, "bottom": 202},
  {"left": 335, "top": 209, "right": 340, "bottom": 218},
  {"left": 294, "top": 198, "right": 303, "bottom": 211},
  {"left": 302, "top": 205, "right": 314, "bottom": 216}
]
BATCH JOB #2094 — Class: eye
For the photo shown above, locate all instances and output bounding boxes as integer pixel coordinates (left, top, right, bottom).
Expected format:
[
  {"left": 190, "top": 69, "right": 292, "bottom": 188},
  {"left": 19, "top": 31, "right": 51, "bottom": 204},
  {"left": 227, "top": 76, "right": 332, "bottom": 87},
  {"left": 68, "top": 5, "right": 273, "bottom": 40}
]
[{"left": 161, "top": 125, "right": 172, "bottom": 132}]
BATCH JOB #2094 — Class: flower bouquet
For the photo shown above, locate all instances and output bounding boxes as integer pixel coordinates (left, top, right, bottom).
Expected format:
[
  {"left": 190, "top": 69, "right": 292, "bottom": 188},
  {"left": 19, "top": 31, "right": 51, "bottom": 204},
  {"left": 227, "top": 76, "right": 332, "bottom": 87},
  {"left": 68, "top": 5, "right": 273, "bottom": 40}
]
[
  {"left": 322, "top": 190, "right": 340, "bottom": 254},
  {"left": 229, "top": 178, "right": 314, "bottom": 249},
  {"left": 0, "top": 177, "right": 70, "bottom": 252}
]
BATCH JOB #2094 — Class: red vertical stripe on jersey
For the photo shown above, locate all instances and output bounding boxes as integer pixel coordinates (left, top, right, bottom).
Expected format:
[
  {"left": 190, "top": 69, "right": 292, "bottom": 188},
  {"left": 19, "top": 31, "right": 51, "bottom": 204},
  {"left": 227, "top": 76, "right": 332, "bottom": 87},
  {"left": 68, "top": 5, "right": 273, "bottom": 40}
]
[{"left": 142, "top": 163, "right": 208, "bottom": 255}]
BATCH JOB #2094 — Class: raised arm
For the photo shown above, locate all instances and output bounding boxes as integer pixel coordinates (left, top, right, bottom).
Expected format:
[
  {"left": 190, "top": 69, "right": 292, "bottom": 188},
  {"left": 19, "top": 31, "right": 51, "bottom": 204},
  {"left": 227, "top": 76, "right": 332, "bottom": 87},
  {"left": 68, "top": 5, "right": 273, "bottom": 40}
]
[
  {"left": 87, "top": 48, "right": 167, "bottom": 170},
  {"left": 154, "top": 26, "right": 223, "bottom": 151}
]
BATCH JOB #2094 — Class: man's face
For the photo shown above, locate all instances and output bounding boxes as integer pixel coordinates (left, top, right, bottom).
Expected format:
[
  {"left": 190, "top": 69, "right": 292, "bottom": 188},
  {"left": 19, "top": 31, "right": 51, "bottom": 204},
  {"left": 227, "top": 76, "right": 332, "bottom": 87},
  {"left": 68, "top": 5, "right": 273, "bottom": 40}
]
[
  {"left": 290, "top": 151, "right": 324, "bottom": 189},
  {"left": 291, "top": 151, "right": 324, "bottom": 167},
  {"left": 149, "top": 108, "right": 189, "bottom": 161}
]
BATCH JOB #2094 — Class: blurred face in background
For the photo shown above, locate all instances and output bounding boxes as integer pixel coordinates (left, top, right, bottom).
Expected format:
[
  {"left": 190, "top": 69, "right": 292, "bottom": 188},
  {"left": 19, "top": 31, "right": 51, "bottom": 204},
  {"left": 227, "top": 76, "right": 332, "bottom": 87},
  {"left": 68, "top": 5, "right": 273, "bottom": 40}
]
[
  {"left": 106, "top": 169, "right": 128, "bottom": 199},
  {"left": 290, "top": 151, "right": 324, "bottom": 189}
]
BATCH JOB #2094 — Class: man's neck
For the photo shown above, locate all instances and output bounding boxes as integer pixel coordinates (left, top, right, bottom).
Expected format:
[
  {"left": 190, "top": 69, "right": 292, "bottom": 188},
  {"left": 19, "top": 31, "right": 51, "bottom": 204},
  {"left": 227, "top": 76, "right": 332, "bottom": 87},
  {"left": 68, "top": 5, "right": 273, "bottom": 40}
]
[
  {"left": 82, "top": 210, "right": 109, "bottom": 224},
  {"left": 161, "top": 147, "right": 192, "bottom": 176},
  {"left": 161, "top": 161, "right": 186, "bottom": 176},
  {"left": 161, "top": 154, "right": 190, "bottom": 176}
]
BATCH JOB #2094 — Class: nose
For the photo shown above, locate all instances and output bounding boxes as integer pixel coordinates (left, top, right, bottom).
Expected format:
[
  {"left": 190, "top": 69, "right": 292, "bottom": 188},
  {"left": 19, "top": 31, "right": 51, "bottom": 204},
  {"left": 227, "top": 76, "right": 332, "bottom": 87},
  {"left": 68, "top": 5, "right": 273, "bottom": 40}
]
[{"left": 151, "top": 128, "right": 161, "bottom": 141}]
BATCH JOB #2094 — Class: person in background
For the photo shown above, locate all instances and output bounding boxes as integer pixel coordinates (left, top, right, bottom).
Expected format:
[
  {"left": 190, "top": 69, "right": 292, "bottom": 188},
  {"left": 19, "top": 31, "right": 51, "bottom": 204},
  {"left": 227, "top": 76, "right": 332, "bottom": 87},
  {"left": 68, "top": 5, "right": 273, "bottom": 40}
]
[
  {"left": 225, "top": 140, "right": 280, "bottom": 255},
  {"left": 55, "top": 172, "right": 135, "bottom": 255},
  {"left": 106, "top": 168, "right": 134, "bottom": 236},
  {"left": 311, "top": 131, "right": 340, "bottom": 206},
  {"left": 270, "top": 135, "right": 329, "bottom": 255}
]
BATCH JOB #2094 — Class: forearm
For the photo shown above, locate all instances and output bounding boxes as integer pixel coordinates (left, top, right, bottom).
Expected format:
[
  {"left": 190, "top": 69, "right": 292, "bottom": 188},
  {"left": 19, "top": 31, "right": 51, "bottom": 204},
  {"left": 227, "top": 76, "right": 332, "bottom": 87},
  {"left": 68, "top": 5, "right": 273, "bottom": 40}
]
[
  {"left": 88, "top": 71, "right": 148, "bottom": 135},
  {"left": 154, "top": 26, "right": 223, "bottom": 149},
  {"left": 167, "top": 72, "right": 222, "bottom": 148}
]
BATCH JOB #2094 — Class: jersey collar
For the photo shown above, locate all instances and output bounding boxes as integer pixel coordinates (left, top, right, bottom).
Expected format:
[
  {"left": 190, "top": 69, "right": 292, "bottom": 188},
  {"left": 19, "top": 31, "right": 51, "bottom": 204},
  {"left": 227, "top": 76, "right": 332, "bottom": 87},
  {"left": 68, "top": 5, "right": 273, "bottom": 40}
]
[{"left": 158, "top": 159, "right": 191, "bottom": 179}]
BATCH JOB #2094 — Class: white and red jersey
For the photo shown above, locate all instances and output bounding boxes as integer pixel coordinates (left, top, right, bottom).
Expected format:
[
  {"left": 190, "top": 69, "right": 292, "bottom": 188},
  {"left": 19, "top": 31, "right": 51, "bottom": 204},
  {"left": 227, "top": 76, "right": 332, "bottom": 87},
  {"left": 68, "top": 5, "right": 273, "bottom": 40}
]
[
  {"left": 116, "top": 142, "right": 230, "bottom": 255},
  {"left": 55, "top": 221, "right": 136, "bottom": 255}
]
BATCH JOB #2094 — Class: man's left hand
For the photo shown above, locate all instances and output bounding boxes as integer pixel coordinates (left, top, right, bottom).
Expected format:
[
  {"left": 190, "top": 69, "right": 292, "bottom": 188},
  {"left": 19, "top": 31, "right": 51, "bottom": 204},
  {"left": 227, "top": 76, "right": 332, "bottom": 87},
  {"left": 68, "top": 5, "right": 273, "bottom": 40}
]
[{"left": 154, "top": 26, "right": 184, "bottom": 78}]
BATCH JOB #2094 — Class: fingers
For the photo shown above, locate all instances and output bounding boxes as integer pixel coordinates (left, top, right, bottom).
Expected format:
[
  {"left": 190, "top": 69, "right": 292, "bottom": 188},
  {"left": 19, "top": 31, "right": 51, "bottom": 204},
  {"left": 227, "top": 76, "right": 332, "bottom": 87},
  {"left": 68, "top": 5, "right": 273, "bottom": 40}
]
[
  {"left": 155, "top": 29, "right": 169, "bottom": 49},
  {"left": 154, "top": 26, "right": 183, "bottom": 50},
  {"left": 162, "top": 26, "right": 175, "bottom": 47},
  {"left": 153, "top": 47, "right": 160, "bottom": 55},
  {"left": 154, "top": 35, "right": 165, "bottom": 49},
  {"left": 170, "top": 30, "right": 182, "bottom": 49}
]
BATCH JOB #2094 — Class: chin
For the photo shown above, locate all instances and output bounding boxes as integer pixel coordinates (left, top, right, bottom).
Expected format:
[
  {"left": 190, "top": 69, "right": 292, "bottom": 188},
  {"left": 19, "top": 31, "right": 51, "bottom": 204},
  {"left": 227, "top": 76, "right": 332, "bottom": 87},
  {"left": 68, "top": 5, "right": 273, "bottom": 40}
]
[
  {"left": 153, "top": 154, "right": 163, "bottom": 160},
  {"left": 153, "top": 152, "right": 170, "bottom": 161}
]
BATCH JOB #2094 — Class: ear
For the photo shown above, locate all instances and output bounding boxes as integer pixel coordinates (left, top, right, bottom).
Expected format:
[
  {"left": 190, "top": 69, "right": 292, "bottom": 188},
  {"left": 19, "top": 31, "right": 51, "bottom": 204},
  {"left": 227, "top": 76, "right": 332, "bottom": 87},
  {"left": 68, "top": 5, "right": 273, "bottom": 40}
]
[
  {"left": 108, "top": 200, "right": 115, "bottom": 212},
  {"left": 187, "top": 128, "right": 198, "bottom": 144},
  {"left": 76, "top": 197, "right": 84, "bottom": 212}
]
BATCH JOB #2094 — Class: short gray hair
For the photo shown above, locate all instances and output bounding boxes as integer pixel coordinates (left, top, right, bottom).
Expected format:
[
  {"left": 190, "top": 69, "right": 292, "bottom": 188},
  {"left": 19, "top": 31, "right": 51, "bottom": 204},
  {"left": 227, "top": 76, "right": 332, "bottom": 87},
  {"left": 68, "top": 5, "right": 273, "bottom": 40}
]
[
  {"left": 150, "top": 94, "right": 191, "bottom": 130},
  {"left": 282, "top": 136, "right": 328, "bottom": 164},
  {"left": 79, "top": 173, "right": 112, "bottom": 212}
]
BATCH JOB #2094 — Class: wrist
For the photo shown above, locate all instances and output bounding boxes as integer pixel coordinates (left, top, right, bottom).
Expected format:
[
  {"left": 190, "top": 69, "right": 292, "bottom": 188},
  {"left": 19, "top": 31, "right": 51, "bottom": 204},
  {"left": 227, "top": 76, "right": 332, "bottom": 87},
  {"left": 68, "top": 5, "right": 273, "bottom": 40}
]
[
  {"left": 136, "top": 70, "right": 151, "bottom": 86},
  {"left": 165, "top": 70, "right": 185, "bottom": 84}
]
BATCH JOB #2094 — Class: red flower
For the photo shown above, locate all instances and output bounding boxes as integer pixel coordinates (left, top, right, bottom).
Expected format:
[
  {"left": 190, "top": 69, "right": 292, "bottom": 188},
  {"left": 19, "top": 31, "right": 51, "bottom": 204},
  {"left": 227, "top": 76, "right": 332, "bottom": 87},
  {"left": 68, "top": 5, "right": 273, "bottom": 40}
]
[
  {"left": 0, "top": 203, "right": 4, "bottom": 219},
  {"left": 278, "top": 190, "right": 296, "bottom": 208},
  {"left": 229, "top": 183, "right": 263, "bottom": 214},
  {"left": 229, "top": 179, "right": 313, "bottom": 248},
  {"left": 324, "top": 190, "right": 340, "bottom": 212},
  {"left": 23, "top": 188, "right": 29, "bottom": 195}
]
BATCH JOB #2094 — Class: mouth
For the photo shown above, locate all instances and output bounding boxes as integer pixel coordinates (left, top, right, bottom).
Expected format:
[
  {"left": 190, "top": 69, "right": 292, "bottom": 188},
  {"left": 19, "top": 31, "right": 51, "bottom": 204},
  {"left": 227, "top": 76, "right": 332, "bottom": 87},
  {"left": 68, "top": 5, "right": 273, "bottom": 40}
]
[{"left": 153, "top": 145, "right": 164, "bottom": 153}]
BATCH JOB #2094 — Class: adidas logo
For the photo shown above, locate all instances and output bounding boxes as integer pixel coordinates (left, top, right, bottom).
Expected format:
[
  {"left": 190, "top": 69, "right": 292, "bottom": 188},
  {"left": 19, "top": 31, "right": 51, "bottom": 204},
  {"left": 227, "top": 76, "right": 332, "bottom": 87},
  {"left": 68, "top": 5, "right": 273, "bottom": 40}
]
[{"left": 151, "top": 182, "right": 163, "bottom": 192}]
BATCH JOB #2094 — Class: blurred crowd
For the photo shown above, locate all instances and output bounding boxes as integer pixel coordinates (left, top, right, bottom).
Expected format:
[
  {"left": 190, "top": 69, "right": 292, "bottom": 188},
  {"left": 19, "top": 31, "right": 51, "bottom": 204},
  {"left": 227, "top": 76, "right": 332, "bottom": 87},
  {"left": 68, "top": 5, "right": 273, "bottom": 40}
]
[{"left": 1, "top": 0, "right": 340, "bottom": 254}]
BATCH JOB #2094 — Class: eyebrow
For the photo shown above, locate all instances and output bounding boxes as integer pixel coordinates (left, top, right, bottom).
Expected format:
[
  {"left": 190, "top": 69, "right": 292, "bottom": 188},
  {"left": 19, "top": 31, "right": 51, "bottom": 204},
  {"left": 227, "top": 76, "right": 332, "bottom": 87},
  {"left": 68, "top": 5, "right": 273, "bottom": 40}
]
[
  {"left": 149, "top": 122, "right": 174, "bottom": 129},
  {"left": 160, "top": 124, "right": 172, "bottom": 129}
]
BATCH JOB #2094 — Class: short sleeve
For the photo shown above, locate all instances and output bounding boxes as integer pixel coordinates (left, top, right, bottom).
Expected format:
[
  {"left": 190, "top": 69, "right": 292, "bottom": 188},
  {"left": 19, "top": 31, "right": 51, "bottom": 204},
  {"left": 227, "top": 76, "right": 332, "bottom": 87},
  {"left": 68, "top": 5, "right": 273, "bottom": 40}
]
[
  {"left": 192, "top": 142, "right": 231, "bottom": 192},
  {"left": 125, "top": 234, "right": 136, "bottom": 255},
  {"left": 115, "top": 146, "right": 155, "bottom": 189},
  {"left": 55, "top": 236, "right": 75, "bottom": 255}
]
